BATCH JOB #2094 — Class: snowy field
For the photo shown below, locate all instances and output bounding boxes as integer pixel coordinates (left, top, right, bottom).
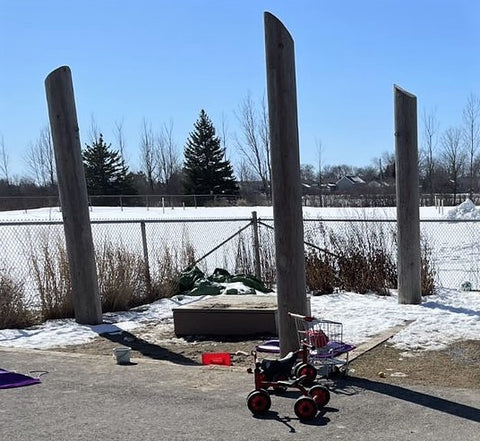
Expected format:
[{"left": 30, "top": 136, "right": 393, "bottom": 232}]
[{"left": 0, "top": 201, "right": 480, "bottom": 353}]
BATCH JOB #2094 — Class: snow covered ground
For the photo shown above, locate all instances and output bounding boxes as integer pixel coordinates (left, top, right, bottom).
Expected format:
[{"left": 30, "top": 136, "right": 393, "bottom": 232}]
[
  {"left": 1, "top": 201, "right": 480, "bottom": 353},
  {"left": 0, "top": 288, "right": 479, "bottom": 353}
]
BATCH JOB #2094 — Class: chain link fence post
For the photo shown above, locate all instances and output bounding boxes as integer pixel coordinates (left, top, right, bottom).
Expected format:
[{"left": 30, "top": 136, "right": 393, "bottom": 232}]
[
  {"left": 140, "top": 221, "right": 152, "bottom": 295},
  {"left": 251, "top": 211, "right": 262, "bottom": 280}
]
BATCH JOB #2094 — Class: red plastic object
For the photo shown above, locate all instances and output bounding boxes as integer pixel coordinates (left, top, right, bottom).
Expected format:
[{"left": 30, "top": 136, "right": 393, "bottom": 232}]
[
  {"left": 306, "top": 329, "right": 329, "bottom": 348},
  {"left": 202, "top": 352, "right": 231, "bottom": 366}
]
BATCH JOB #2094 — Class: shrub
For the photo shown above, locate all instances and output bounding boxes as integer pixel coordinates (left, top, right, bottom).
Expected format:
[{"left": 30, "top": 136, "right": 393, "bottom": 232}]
[
  {"left": 0, "top": 271, "right": 36, "bottom": 329},
  {"left": 305, "top": 250, "right": 336, "bottom": 295},
  {"left": 327, "top": 220, "right": 397, "bottom": 295},
  {"left": 30, "top": 239, "right": 73, "bottom": 320},
  {"left": 150, "top": 247, "right": 181, "bottom": 300},
  {"left": 304, "top": 218, "right": 436, "bottom": 297},
  {"left": 96, "top": 242, "right": 149, "bottom": 312},
  {"left": 421, "top": 238, "right": 436, "bottom": 296}
]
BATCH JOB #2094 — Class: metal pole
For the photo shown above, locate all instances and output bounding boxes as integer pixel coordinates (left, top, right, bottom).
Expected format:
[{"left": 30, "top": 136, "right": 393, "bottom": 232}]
[
  {"left": 251, "top": 211, "right": 262, "bottom": 280},
  {"left": 45, "top": 66, "right": 102, "bottom": 324},
  {"left": 265, "top": 12, "right": 307, "bottom": 355},
  {"left": 140, "top": 221, "right": 152, "bottom": 295},
  {"left": 394, "top": 85, "right": 422, "bottom": 304}
]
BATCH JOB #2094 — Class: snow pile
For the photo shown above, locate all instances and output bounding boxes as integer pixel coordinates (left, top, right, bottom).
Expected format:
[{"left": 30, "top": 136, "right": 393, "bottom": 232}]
[
  {"left": 446, "top": 198, "right": 480, "bottom": 220},
  {"left": 310, "top": 289, "right": 480, "bottom": 352}
]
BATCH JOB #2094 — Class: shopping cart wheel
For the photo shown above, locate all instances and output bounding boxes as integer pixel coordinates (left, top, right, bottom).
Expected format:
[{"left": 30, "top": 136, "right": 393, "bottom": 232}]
[
  {"left": 247, "top": 389, "right": 271, "bottom": 415},
  {"left": 294, "top": 396, "right": 318, "bottom": 421},
  {"left": 308, "top": 385, "right": 330, "bottom": 407},
  {"left": 295, "top": 363, "right": 317, "bottom": 384}
]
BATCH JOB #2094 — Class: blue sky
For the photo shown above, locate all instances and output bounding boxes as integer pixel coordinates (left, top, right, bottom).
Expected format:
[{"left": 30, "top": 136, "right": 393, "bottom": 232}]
[{"left": 1, "top": 0, "right": 479, "bottom": 179}]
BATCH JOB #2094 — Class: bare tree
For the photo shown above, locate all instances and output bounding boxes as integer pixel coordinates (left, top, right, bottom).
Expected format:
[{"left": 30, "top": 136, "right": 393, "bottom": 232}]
[
  {"left": 300, "top": 164, "right": 316, "bottom": 182},
  {"left": 114, "top": 119, "right": 127, "bottom": 160},
  {"left": 140, "top": 119, "right": 157, "bottom": 193},
  {"left": 462, "top": 93, "right": 480, "bottom": 197},
  {"left": 323, "top": 164, "right": 355, "bottom": 182},
  {"left": 259, "top": 96, "right": 272, "bottom": 187},
  {"left": 219, "top": 112, "right": 230, "bottom": 158},
  {"left": 237, "top": 159, "right": 256, "bottom": 183},
  {"left": 88, "top": 114, "right": 101, "bottom": 145},
  {"left": 441, "top": 126, "right": 465, "bottom": 204},
  {"left": 0, "top": 133, "right": 10, "bottom": 184},
  {"left": 235, "top": 93, "right": 271, "bottom": 196},
  {"left": 156, "top": 120, "right": 180, "bottom": 191},
  {"left": 421, "top": 108, "right": 440, "bottom": 201},
  {"left": 25, "top": 126, "right": 55, "bottom": 186}
]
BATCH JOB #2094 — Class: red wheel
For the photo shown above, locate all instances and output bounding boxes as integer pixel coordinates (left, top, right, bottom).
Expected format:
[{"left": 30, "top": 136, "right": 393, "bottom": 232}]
[
  {"left": 295, "top": 363, "right": 317, "bottom": 384},
  {"left": 247, "top": 389, "right": 271, "bottom": 415},
  {"left": 308, "top": 385, "right": 330, "bottom": 407},
  {"left": 294, "top": 396, "right": 318, "bottom": 421}
]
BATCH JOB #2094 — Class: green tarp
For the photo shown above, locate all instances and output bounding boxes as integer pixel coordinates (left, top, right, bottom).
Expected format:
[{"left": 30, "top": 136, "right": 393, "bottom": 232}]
[{"left": 176, "top": 267, "right": 273, "bottom": 296}]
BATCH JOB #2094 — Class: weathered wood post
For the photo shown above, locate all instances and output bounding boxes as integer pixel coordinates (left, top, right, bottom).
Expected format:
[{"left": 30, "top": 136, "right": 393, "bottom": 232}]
[
  {"left": 45, "top": 66, "right": 102, "bottom": 324},
  {"left": 265, "top": 12, "right": 308, "bottom": 355},
  {"left": 394, "top": 85, "right": 422, "bottom": 304}
]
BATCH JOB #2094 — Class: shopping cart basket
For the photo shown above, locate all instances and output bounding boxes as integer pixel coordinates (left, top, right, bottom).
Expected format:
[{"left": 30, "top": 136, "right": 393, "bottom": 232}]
[{"left": 289, "top": 312, "right": 355, "bottom": 377}]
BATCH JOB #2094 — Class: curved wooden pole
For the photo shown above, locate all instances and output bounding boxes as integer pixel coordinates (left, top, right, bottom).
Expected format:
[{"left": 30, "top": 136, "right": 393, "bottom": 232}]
[
  {"left": 265, "top": 12, "right": 307, "bottom": 355},
  {"left": 45, "top": 66, "right": 102, "bottom": 324}
]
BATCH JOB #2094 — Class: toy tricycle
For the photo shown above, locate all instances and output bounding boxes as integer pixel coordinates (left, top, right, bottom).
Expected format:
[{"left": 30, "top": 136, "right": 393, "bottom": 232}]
[{"left": 246, "top": 345, "right": 330, "bottom": 421}]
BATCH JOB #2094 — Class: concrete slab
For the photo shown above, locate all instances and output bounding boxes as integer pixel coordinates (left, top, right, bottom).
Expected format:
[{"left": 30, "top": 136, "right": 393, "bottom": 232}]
[{"left": 173, "top": 295, "right": 278, "bottom": 336}]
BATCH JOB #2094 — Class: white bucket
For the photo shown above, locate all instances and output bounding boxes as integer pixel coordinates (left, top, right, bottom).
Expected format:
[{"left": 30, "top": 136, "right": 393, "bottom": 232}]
[{"left": 113, "top": 347, "right": 131, "bottom": 365}]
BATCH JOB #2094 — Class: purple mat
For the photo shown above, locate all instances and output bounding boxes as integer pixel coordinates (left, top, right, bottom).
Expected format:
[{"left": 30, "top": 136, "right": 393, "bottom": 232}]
[
  {"left": 0, "top": 369, "right": 41, "bottom": 389},
  {"left": 313, "top": 341, "right": 356, "bottom": 359}
]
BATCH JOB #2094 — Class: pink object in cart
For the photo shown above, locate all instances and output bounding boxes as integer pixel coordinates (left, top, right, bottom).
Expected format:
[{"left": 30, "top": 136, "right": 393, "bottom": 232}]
[{"left": 306, "top": 329, "right": 329, "bottom": 348}]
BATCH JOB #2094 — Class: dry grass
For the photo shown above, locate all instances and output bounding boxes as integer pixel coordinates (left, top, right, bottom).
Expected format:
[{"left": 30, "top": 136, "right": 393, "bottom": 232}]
[
  {"left": 28, "top": 237, "right": 194, "bottom": 322},
  {"left": 421, "top": 238, "right": 436, "bottom": 295},
  {"left": 30, "top": 239, "right": 73, "bottom": 320},
  {"left": 305, "top": 251, "right": 336, "bottom": 295},
  {"left": 232, "top": 230, "right": 276, "bottom": 289},
  {"left": 96, "top": 242, "right": 149, "bottom": 311},
  {"left": 0, "top": 270, "right": 36, "bottom": 329},
  {"left": 304, "top": 219, "right": 436, "bottom": 296}
]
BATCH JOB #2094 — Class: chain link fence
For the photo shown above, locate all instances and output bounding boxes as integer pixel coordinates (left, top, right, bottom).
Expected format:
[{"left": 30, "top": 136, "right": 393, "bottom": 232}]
[{"left": 1, "top": 215, "right": 479, "bottom": 305}]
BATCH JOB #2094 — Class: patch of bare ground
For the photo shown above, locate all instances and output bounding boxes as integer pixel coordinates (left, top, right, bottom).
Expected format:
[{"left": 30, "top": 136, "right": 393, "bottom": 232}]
[
  {"left": 349, "top": 340, "right": 480, "bottom": 388},
  {"left": 51, "top": 320, "right": 480, "bottom": 389}
]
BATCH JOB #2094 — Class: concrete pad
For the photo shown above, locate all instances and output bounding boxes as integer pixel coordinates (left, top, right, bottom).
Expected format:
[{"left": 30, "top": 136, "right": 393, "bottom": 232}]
[{"left": 173, "top": 295, "right": 277, "bottom": 336}]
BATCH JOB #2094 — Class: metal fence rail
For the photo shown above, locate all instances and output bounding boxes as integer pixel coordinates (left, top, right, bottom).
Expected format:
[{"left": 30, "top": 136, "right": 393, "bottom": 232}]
[{"left": 1, "top": 215, "right": 479, "bottom": 304}]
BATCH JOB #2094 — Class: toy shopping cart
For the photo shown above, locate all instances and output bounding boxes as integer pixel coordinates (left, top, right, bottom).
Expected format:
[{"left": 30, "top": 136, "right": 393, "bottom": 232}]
[{"left": 289, "top": 312, "right": 355, "bottom": 378}]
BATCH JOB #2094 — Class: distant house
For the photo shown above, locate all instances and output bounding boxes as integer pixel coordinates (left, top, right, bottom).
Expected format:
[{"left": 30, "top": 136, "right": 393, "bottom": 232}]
[{"left": 335, "top": 175, "right": 366, "bottom": 191}]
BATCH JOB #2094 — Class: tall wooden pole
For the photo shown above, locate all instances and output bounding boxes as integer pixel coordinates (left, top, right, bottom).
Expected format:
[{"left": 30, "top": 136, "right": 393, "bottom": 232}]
[
  {"left": 394, "top": 85, "right": 422, "bottom": 304},
  {"left": 264, "top": 12, "right": 307, "bottom": 355},
  {"left": 45, "top": 66, "right": 102, "bottom": 324}
]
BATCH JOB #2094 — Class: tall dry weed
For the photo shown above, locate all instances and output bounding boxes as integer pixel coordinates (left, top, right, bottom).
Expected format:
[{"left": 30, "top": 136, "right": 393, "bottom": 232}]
[
  {"left": 96, "top": 242, "right": 148, "bottom": 311},
  {"left": 0, "top": 270, "right": 36, "bottom": 329},
  {"left": 30, "top": 238, "right": 73, "bottom": 320}
]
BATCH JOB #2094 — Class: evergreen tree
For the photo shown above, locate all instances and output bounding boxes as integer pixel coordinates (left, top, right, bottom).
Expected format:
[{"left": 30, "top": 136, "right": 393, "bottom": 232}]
[
  {"left": 183, "top": 110, "right": 238, "bottom": 195},
  {"left": 83, "top": 134, "right": 136, "bottom": 199}
]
